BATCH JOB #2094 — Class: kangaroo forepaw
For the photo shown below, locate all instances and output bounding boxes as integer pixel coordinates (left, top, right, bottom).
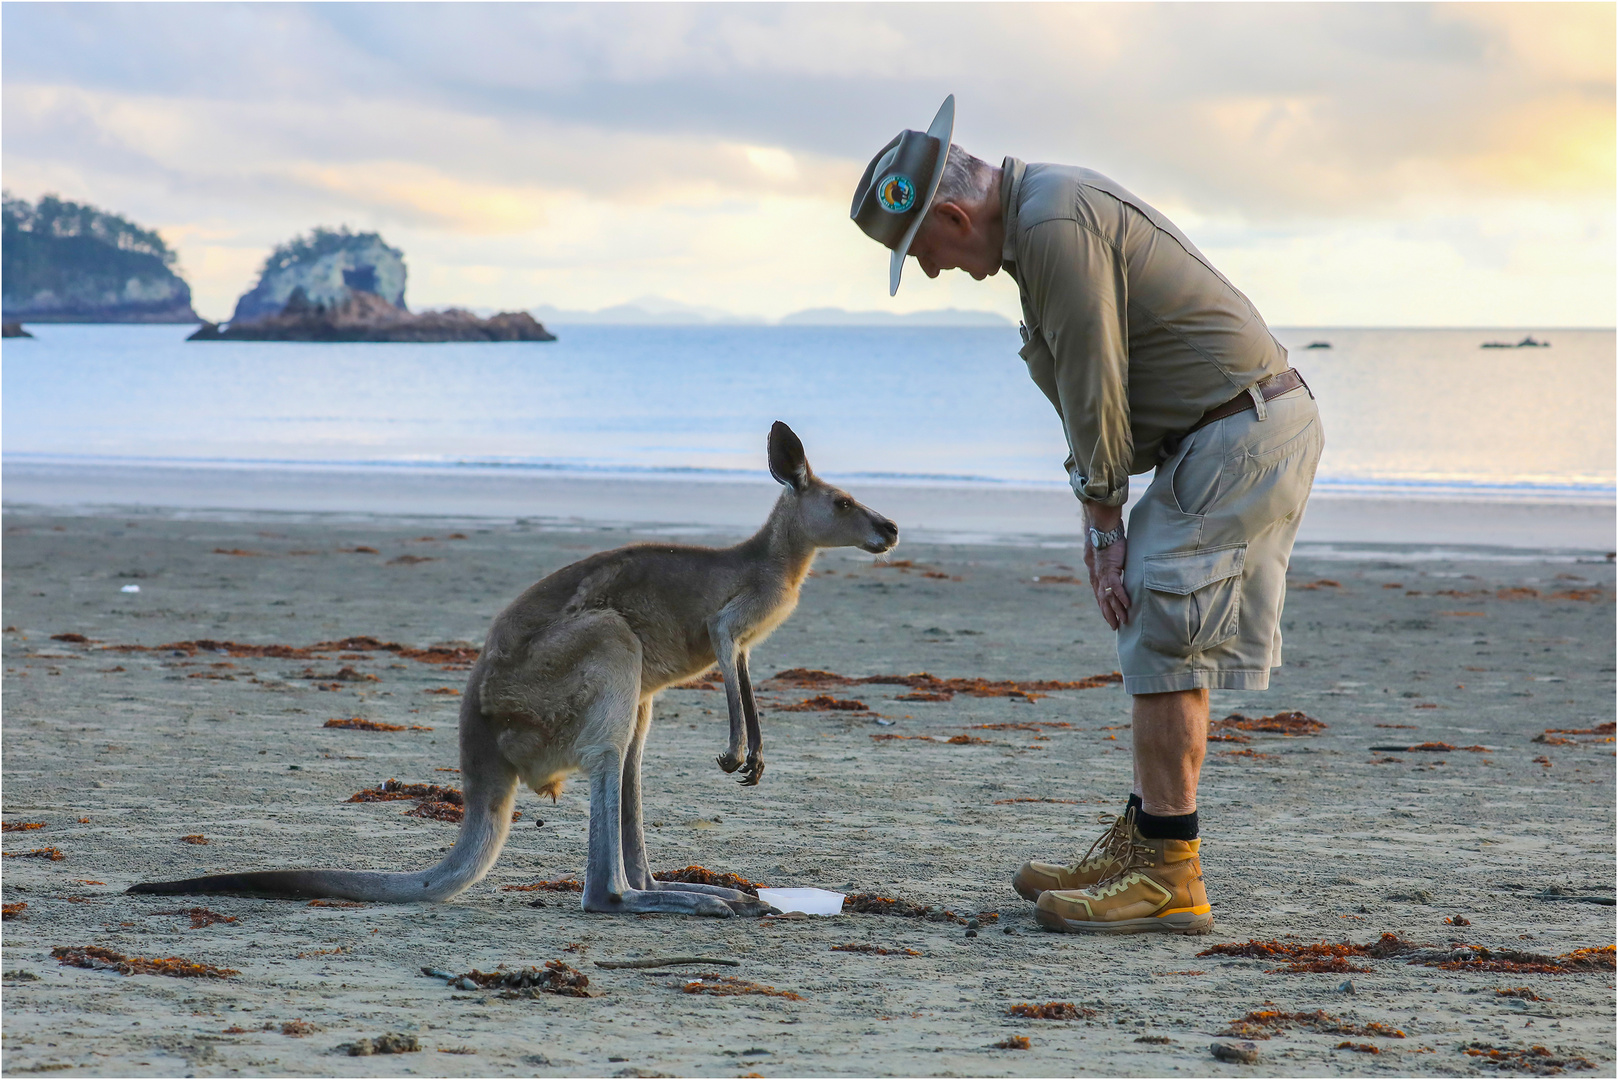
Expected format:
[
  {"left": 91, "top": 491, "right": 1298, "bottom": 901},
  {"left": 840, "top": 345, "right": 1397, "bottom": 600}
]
[
  {"left": 737, "top": 753, "right": 765, "bottom": 786},
  {"left": 716, "top": 751, "right": 744, "bottom": 774}
]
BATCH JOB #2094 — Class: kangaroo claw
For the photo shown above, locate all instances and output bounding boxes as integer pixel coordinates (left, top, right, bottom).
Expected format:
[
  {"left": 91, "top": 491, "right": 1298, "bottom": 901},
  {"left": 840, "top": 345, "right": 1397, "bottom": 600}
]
[
  {"left": 737, "top": 753, "right": 765, "bottom": 786},
  {"left": 725, "top": 897, "right": 780, "bottom": 917},
  {"left": 716, "top": 751, "right": 743, "bottom": 774}
]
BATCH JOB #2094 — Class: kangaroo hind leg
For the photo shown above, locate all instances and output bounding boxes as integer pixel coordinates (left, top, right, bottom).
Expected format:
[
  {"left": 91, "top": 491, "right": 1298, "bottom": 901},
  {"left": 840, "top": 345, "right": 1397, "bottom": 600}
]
[
  {"left": 619, "top": 697, "right": 775, "bottom": 915},
  {"left": 576, "top": 625, "right": 733, "bottom": 918}
]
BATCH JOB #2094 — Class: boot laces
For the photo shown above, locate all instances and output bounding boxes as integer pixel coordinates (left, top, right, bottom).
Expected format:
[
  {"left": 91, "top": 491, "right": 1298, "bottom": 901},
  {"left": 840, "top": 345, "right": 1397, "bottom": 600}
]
[
  {"left": 1066, "top": 810, "right": 1133, "bottom": 874},
  {"left": 1091, "top": 811, "right": 1161, "bottom": 896}
]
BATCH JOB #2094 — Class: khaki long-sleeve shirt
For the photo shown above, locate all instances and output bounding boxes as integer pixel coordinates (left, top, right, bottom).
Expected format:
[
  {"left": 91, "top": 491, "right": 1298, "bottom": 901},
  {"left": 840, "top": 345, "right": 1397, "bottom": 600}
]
[{"left": 1001, "top": 157, "right": 1289, "bottom": 506}]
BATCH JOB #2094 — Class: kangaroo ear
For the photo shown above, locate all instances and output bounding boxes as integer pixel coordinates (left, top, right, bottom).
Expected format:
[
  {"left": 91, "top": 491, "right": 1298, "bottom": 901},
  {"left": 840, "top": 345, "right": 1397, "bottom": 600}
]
[{"left": 767, "top": 421, "right": 811, "bottom": 492}]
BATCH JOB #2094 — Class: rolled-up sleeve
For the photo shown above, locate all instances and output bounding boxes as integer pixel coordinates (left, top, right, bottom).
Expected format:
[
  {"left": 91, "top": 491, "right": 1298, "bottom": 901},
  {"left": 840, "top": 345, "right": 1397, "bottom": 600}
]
[{"left": 1021, "top": 218, "right": 1133, "bottom": 507}]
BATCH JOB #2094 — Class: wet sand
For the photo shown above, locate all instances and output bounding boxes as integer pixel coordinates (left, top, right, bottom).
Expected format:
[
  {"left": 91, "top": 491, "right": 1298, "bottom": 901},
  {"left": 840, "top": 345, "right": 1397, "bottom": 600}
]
[{"left": 2, "top": 507, "right": 1614, "bottom": 1077}]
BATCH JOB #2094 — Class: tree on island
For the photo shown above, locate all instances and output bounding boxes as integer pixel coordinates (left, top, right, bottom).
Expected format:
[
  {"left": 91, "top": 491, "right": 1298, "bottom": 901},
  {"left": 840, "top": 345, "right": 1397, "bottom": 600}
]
[
  {"left": 1, "top": 192, "right": 198, "bottom": 323},
  {"left": 230, "top": 226, "right": 407, "bottom": 324}
]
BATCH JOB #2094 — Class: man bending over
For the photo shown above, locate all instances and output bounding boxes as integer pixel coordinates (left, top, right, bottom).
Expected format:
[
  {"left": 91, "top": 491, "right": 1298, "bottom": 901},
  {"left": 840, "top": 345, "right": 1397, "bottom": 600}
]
[{"left": 849, "top": 96, "right": 1323, "bottom": 934}]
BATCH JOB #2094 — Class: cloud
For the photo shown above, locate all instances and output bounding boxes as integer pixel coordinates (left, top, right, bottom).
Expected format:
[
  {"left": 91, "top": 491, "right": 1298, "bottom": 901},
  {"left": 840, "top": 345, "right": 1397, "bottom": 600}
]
[{"left": 3, "top": 2, "right": 1611, "bottom": 324}]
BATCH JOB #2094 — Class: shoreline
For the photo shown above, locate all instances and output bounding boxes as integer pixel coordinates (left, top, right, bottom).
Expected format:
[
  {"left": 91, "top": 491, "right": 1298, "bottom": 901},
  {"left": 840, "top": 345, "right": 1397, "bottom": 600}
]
[{"left": 5, "top": 458, "right": 1614, "bottom": 554}]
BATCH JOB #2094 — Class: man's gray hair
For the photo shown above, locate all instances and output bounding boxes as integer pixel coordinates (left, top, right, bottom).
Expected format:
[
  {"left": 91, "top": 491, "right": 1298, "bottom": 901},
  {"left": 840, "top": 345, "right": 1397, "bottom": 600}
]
[{"left": 933, "top": 144, "right": 994, "bottom": 205}]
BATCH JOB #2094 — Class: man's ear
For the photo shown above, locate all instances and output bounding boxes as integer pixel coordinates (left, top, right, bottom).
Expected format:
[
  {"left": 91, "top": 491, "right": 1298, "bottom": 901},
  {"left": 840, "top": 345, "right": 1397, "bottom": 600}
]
[
  {"left": 767, "top": 421, "right": 811, "bottom": 492},
  {"left": 931, "top": 200, "right": 972, "bottom": 236}
]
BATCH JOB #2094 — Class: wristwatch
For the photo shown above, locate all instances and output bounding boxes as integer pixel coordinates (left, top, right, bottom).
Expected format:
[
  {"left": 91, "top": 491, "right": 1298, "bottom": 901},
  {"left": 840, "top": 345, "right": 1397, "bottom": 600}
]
[{"left": 1088, "top": 523, "right": 1126, "bottom": 550}]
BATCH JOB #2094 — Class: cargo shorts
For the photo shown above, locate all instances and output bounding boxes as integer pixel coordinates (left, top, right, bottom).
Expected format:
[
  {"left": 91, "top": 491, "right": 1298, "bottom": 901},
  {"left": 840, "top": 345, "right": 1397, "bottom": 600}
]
[{"left": 1115, "top": 384, "right": 1323, "bottom": 695}]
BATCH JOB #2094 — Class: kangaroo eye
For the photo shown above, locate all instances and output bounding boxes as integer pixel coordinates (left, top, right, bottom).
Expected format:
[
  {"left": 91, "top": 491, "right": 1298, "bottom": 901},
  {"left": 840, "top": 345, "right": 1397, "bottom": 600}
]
[{"left": 835, "top": 498, "right": 853, "bottom": 511}]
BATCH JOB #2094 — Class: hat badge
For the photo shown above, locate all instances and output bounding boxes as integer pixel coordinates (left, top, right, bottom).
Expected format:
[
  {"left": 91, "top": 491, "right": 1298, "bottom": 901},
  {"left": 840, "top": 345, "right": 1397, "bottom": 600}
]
[{"left": 876, "top": 173, "right": 916, "bottom": 214}]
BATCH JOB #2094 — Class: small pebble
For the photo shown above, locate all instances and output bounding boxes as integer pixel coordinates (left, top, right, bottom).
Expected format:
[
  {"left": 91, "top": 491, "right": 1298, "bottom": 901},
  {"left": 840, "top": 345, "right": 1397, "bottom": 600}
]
[
  {"left": 964, "top": 929, "right": 978, "bottom": 938},
  {"left": 967, "top": 917, "right": 980, "bottom": 929},
  {"left": 1338, "top": 979, "right": 1356, "bottom": 995}
]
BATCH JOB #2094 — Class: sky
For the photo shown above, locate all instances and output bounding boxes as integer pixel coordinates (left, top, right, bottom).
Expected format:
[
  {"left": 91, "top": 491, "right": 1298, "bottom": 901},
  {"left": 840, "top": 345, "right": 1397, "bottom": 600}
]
[{"left": 3, "top": 2, "right": 1613, "bottom": 326}]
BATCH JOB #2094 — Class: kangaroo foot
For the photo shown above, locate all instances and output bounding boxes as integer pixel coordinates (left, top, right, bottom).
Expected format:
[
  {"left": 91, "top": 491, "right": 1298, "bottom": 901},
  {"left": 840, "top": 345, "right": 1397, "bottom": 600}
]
[
  {"left": 723, "top": 895, "right": 780, "bottom": 917},
  {"left": 582, "top": 887, "right": 736, "bottom": 917},
  {"left": 737, "top": 751, "right": 765, "bottom": 786},
  {"left": 652, "top": 881, "right": 760, "bottom": 904},
  {"left": 716, "top": 750, "right": 744, "bottom": 774}
]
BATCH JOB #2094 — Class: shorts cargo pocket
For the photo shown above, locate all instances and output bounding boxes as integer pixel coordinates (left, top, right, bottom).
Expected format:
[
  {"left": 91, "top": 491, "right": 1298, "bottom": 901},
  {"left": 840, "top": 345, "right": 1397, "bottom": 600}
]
[{"left": 1139, "top": 544, "right": 1246, "bottom": 657}]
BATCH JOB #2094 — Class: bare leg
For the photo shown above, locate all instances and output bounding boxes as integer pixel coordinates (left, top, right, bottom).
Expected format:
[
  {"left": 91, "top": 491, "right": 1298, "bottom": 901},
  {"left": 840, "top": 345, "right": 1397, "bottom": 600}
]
[{"left": 1130, "top": 688, "right": 1209, "bottom": 816}]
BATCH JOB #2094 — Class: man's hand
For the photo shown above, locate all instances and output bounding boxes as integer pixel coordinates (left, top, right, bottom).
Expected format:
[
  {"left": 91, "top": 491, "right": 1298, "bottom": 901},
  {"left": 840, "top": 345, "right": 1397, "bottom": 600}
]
[{"left": 1084, "top": 506, "right": 1131, "bottom": 630}]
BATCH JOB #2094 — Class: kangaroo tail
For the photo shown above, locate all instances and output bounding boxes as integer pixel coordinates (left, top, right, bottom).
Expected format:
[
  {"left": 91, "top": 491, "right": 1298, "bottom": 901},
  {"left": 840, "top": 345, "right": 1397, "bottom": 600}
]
[{"left": 127, "top": 686, "right": 517, "bottom": 903}]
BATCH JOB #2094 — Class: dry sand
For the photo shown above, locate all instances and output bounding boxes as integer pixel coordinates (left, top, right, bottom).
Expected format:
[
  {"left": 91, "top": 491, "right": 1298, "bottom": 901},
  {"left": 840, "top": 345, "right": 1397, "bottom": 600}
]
[{"left": 2, "top": 507, "right": 1614, "bottom": 1077}]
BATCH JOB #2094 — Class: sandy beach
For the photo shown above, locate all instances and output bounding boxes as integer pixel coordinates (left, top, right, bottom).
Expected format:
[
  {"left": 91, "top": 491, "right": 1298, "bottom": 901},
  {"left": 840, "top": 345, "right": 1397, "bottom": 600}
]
[{"left": 2, "top": 503, "right": 1614, "bottom": 1077}]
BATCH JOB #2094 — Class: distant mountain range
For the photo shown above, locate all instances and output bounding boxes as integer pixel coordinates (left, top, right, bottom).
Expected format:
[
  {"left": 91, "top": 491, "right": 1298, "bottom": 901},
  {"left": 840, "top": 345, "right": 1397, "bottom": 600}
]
[{"left": 526, "top": 295, "right": 1013, "bottom": 327}]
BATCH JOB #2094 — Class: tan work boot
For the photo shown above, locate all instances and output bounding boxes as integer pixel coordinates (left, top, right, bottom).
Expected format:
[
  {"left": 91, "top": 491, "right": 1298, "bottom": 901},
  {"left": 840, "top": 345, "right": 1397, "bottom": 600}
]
[
  {"left": 1034, "top": 824, "right": 1213, "bottom": 935},
  {"left": 1012, "top": 812, "right": 1133, "bottom": 902}
]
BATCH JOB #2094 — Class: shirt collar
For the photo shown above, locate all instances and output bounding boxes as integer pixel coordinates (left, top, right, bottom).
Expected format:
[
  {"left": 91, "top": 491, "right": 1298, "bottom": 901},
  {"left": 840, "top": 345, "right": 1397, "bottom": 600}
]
[{"left": 999, "top": 156, "right": 1027, "bottom": 270}]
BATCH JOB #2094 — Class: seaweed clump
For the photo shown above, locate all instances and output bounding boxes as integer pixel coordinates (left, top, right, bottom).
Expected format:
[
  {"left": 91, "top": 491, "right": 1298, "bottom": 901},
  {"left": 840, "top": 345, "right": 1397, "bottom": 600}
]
[
  {"left": 52, "top": 945, "right": 238, "bottom": 978},
  {"left": 348, "top": 778, "right": 506, "bottom": 824},
  {"left": 1212, "top": 711, "right": 1326, "bottom": 736},
  {"left": 153, "top": 907, "right": 237, "bottom": 929},
  {"left": 1008, "top": 1002, "right": 1096, "bottom": 1020},
  {"left": 653, "top": 866, "right": 763, "bottom": 896},
  {"left": 451, "top": 960, "right": 590, "bottom": 998},
  {"left": 841, "top": 893, "right": 993, "bottom": 926},
  {"left": 776, "top": 695, "right": 869, "bottom": 712},
  {"left": 1199, "top": 933, "right": 1416, "bottom": 974},
  {"left": 1461, "top": 1043, "right": 1595, "bottom": 1074},
  {"left": 831, "top": 943, "right": 921, "bottom": 957},
  {"left": 768, "top": 667, "right": 1120, "bottom": 702},
  {"left": 1410, "top": 944, "right": 1614, "bottom": 974},
  {"left": 4, "top": 847, "right": 64, "bottom": 861},
  {"left": 500, "top": 878, "right": 582, "bottom": 893},
  {"left": 1220, "top": 1010, "right": 1405, "bottom": 1040},
  {"left": 341, "top": 1033, "right": 420, "bottom": 1056},
  {"left": 324, "top": 718, "right": 432, "bottom": 732}
]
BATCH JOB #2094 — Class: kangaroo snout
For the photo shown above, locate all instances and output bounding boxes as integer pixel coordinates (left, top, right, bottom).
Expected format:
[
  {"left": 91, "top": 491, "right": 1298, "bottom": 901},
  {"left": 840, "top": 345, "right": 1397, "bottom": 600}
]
[{"left": 865, "top": 515, "right": 900, "bottom": 553}]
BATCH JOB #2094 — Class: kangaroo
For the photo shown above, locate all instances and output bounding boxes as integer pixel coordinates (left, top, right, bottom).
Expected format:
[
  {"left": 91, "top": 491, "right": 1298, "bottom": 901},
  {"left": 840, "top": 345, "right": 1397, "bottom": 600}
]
[{"left": 129, "top": 423, "right": 899, "bottom": 917}]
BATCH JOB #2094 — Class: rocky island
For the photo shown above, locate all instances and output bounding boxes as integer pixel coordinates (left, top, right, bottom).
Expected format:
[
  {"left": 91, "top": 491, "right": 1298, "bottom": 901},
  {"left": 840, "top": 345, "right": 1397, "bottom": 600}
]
[
  {"left": 1, "top": 193, "right": 199, "bottom": 323},
  {"left": 190, "top": 227, "right": 554, "bottom": 343}
]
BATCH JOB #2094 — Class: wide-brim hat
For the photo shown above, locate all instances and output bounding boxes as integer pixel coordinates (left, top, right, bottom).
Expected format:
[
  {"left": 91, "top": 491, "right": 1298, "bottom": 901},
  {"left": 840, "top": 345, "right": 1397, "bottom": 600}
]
[{"left": 849, "top": 94, "right": 955, "bottom": 296}]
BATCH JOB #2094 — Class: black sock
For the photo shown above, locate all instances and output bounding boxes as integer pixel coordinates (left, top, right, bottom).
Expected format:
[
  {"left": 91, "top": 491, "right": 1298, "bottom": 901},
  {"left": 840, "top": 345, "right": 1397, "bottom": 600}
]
[
  {"left": 1135, "top": 808, "right": 1198, "bottom": 841},
  {"left": 1126, "top": 792, "right": 1143, "bottom": 814}
]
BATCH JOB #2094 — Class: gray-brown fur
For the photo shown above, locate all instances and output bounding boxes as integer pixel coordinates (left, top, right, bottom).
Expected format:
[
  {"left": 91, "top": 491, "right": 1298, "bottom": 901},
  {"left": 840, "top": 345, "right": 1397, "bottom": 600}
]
[{"left": 129, "top": 422, "right": 898, "bottom": 917}]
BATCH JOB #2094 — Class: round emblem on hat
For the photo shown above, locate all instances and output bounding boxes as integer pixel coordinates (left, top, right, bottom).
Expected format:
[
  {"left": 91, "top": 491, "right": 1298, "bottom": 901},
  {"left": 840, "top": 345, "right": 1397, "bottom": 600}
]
[{"left": 876, "top": 173, "right": 916, "bottom": 214}]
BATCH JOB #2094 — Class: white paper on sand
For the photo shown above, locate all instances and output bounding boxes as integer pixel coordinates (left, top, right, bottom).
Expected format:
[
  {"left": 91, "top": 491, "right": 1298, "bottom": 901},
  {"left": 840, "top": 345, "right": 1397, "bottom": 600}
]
[{"left": 756, "top": 887, "right": 844, "bottom": 916}]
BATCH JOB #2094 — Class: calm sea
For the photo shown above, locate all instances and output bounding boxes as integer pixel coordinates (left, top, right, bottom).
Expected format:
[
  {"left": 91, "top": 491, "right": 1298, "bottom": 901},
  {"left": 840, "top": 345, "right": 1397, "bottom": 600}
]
[{"left": 3, "top": 324, "right": 1613, "bottom": 502}]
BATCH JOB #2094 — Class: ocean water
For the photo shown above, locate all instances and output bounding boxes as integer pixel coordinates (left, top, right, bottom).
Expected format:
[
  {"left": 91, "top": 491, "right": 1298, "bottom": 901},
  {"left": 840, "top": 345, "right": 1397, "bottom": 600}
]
[{"left": 3, "top": 324, "right": 1613, "bottom": 502}]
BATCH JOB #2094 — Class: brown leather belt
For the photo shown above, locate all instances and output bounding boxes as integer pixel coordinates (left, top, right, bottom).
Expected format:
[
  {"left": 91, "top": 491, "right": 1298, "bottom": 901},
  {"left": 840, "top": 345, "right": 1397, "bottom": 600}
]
[
  {"left": 1187, "top": 368, "right": 1308, "bottom": 437},
  {"left": 1160, "top": 368, "right": 1309, "bottom": 459}
]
